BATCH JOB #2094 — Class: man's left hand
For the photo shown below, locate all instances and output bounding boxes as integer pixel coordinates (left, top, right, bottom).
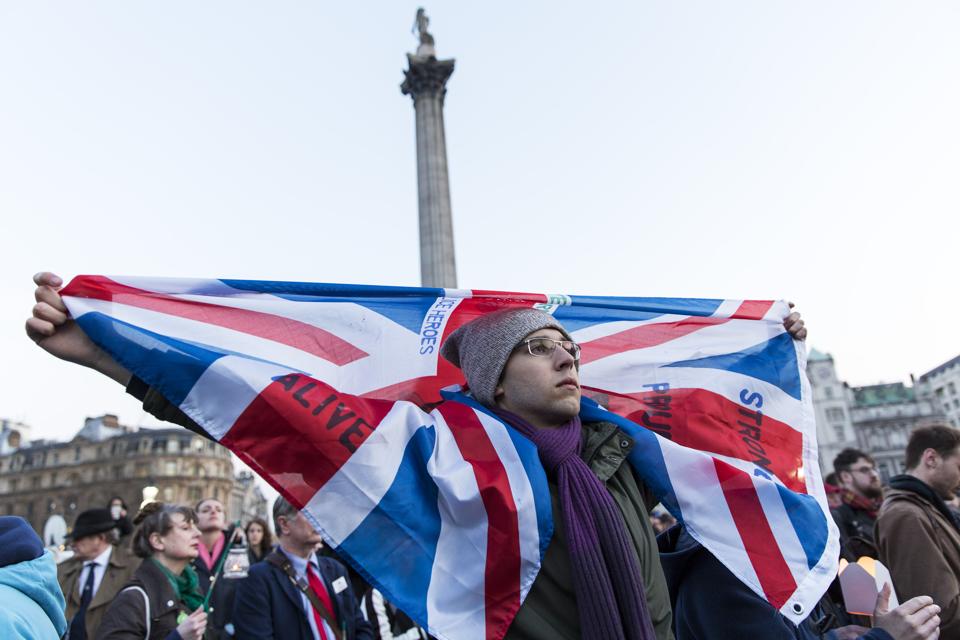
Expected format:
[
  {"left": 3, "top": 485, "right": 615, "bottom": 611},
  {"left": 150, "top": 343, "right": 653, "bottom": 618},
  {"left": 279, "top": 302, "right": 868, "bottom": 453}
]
[{"left": 784, "top": 302, "right": 807, "bottom": 341}]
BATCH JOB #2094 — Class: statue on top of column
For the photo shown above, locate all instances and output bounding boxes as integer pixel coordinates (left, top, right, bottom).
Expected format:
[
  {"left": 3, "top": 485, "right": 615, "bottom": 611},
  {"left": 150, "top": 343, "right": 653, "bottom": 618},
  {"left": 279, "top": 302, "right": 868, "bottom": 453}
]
[{"left": 412, "top": 8, "right": 436, "bottom": 58}]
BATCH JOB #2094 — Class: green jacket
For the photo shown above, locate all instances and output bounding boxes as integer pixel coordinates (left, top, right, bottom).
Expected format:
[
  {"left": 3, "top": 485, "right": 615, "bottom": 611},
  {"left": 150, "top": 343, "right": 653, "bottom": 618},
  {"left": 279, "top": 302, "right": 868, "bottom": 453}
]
[
  {"left": 130, "top": 381, "right": 673, "bottom": 639},
  {"left": 504, "top": 420, "right": 673, "bottom": 640}
]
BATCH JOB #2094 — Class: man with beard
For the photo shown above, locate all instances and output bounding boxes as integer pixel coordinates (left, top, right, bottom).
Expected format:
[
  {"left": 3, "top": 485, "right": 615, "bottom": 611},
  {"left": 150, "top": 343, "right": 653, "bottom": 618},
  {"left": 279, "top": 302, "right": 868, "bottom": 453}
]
[
  {"left": 831, "top": 448, "right": 883, "bottom": 560},
  {"left": 876, "top": 424, "right": 960, "bottom": 638}
]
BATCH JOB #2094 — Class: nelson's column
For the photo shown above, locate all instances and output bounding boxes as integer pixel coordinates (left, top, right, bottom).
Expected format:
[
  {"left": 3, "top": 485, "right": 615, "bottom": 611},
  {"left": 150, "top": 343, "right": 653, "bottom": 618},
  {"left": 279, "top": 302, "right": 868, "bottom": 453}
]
[{"left": 401, "top": 8, "right": 457, "bottom": 288}]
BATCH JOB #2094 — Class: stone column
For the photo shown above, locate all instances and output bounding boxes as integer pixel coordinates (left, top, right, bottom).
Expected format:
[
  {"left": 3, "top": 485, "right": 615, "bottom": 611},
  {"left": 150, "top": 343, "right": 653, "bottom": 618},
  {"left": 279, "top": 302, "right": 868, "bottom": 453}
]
[{"left": 402, "top": 53, "right": 457, "bottom": 289}]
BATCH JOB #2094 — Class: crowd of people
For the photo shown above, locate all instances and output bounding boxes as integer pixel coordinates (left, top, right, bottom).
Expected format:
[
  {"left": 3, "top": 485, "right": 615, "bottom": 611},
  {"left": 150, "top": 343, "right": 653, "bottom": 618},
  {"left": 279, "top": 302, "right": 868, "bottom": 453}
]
[
  {"left": 9, "top": 271, "right": 955, "bottom": 639},
  {"left": 2, "top": 494, "right": 430, "bottom": 639},
  {"left": 826, "top": 428, "right": 960, "bottom": 638}
]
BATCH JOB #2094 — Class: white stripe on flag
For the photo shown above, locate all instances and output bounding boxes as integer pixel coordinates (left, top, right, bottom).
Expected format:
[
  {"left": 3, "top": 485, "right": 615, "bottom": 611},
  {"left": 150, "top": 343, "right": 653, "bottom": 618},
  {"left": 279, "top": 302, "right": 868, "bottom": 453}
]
[
  {"left": 303, "top": 401, "right": 433, "bottom": 545},
  {"left": 181, "top": 356, "right": 290, "bottom": 440},
  {"left": 659, "top": 440, "right": 764, "bottom": 594},
  {"left": 425, "top": 410, "right": 487, "bottom": 640},
  {"left": 752, "top": 474, "right": 810, "bottom": 588},
  {"left": 474, "top": 410, "right": 543, "bottom": 603}
]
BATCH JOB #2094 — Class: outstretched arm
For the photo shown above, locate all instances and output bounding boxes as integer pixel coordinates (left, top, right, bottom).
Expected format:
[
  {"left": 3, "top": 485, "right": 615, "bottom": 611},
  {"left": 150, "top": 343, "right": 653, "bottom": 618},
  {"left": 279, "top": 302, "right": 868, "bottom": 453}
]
[{"left": 25, "top": 271, "right": 131, "bottom": 385}]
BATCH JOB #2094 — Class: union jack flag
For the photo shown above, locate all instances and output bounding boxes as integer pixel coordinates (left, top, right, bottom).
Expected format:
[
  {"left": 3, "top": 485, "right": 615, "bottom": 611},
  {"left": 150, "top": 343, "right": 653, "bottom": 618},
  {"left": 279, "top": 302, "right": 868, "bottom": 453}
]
[{"left": 61, "top": 275, "right": 838, "bottom": 640}]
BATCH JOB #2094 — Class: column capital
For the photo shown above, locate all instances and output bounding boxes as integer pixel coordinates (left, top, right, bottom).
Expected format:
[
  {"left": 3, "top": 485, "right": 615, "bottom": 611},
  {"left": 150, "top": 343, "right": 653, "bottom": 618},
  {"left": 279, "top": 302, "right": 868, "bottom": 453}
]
[{"left": 401, "top": 54, "right": 455, "bottom": 101}]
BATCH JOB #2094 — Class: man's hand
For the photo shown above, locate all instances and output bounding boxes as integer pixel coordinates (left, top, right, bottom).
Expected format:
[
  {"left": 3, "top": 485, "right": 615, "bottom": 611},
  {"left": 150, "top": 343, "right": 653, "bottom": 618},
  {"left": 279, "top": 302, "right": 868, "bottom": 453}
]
[
  {"left": 176, "top": 607, "right": 208, "bottom": 640},
  {"left": 874, "top": 583, "right": 941, "bottom": 640},
  {"left": 784, "top": 302, "right": 807, "bottom": 341},
  {"left": 25, "top": 272, "right": 131, "bottom": 385}
]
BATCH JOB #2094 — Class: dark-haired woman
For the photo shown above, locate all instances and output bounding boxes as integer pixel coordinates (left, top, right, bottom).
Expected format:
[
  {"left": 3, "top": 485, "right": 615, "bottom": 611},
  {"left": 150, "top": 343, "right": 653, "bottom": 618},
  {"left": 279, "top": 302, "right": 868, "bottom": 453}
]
[
  {"left": 244, "top": 517, "right": 273, "bottom": 564},
  {"left": 96, "top": 503, "right": 208, "bottom": 640}
]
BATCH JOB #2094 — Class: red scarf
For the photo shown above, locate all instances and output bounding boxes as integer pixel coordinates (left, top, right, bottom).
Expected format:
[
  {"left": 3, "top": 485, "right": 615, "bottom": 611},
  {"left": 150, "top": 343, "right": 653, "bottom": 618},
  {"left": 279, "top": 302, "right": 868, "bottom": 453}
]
[{"left": 841, "top": 490, "right": 881, "bottom": 519}]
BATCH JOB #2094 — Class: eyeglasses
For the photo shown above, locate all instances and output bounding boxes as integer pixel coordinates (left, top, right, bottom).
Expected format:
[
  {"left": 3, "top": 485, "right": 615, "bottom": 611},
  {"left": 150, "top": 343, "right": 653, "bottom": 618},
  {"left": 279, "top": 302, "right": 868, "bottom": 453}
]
[
  {"left": 521, "top": 337, "right": 581, "bottom": 361},
  {"left": 850, "top": 466, "right": 878, "bottom": 476}
]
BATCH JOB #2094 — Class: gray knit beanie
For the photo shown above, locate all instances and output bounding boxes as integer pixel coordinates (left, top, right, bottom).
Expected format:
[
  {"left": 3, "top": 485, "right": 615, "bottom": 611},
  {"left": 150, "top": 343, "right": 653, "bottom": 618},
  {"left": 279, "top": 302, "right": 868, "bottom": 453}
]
[{"left": 440, "top": 308, "right": 573, "bottom": 407}]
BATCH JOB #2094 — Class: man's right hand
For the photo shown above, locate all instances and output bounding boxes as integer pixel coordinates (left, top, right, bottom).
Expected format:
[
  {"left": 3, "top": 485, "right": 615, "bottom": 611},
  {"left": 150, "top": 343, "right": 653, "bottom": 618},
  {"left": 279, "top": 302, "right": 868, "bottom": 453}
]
[
  {"left": 874, "top": 583, "right": 941, "bottom": 640},
  {"left": 176, "top": 608, "right": 208, "bottom": 640},
  {"left": 25, "top": 272, "right": 131, "bottom": 385}
]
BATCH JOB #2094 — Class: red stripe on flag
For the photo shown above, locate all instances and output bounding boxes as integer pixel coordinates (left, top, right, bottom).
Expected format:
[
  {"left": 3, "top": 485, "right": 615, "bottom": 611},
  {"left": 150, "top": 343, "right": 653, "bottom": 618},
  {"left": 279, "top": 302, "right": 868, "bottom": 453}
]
[
  {"left": 713, "top": 459, "right": 798, "bottom": 610},
  {"left": 578, "top": 300, "right": 777, "bottom": 366},
  {"left": 438, "top": 402, "right": 522, "bottom": 640},
  {"left": 579, "top": 316, "right": 728, "bottom": 365},
  {"left": 221, "top": 374, "right": 394, "bottom": 507},
  {"left": 730, "top": 300, "right": 775, "bottom": 320},
  {"left": 63, "top": 275, "right": 368, "bottom": 366},
  {"left": 593, "top": 387, "right": 805, "bottom": 493}
]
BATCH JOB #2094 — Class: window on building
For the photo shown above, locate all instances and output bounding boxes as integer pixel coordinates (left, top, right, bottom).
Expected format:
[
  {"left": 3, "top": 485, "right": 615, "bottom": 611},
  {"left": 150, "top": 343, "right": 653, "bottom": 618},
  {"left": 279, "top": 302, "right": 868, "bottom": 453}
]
[
  {"left": 135, "top": 463, "right": 149, "bottom": 478},
  {"left": 165, "top": 461, "right": 177, "bottom": 476},
  {"left": 189, "top": 487, "right": 202, "bottom": 501},
  {"left": 152, "top": 438, "right": 167, "bottom": 452},
  {"left": 946, "top": 404, "right": 952, "bottom": 413},
  {"left": 833, "top": 425, "right": 845, "bottom": 441},
  {"left": 31, "top": 476, "right": 40, "bottom": 489},
  {"left": 950, "top": 382, "right": 957, "bottom": 396},
  {"left": 953, "top": 399, "right": 959, "bottom": 409},
  {"left": 163, "top": 487, "right": 175, "bottom": 501},
  {"left": 74, "top": 447, "right": 81, "bottom": 462},
  {"left": 826, "top": 408, "right": 845, "bottom": 422},
  {"left": 179, "top": 437, "right": 192, "bottom": 453},
  {"left": 824, "top": 387, "right": 834, "bottom": 399}
]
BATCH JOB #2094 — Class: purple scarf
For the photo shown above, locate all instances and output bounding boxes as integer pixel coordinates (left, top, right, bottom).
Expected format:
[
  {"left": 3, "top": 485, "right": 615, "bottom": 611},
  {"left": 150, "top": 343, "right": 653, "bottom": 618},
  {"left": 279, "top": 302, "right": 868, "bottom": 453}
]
[{"left": 496, "top": 409, "right": 656, "bottom": 640}]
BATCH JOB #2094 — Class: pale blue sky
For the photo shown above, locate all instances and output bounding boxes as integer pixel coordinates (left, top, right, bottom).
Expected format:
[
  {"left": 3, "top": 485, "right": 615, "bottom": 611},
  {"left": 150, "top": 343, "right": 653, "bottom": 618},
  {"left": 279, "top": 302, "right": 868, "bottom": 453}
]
[{"left": 1, "top": 2, "right": 958, "bottom": 442}]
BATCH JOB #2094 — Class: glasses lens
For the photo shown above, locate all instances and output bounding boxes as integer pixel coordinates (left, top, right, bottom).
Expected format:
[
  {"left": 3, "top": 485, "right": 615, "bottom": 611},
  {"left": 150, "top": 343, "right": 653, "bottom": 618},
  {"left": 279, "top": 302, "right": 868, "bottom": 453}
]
[
  {"left": 562, "top": 341, "right": 581, "bottom": 360},
  {"left": 527, "top": 338, "right": 556, "bottom": 356}
]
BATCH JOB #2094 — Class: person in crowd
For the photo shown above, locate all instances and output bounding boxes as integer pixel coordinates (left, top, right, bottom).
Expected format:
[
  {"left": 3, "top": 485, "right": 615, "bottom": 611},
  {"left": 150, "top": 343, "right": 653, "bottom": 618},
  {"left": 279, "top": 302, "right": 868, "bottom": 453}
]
[
  {"left": 831, "top": 449, "right": 883, "bottom": 560},
  {"left": 824, "top": 473, "right": 844, "bottom": 510},
  {"left": 233, "top": 496, "right": 373, "bottom": 640},
  {"left": 193, "top": 498, "right": 242, "bottom": 639},
  {"left": 108, "top": 496, "right": 135, "bottom": 542},
  {"left": 876, "top": 424, "right": 960, "bottom": 638},
  {"left": 244, "top": 517, "right": 273, "bottom": 564},
  {"left": 97, "top": 502, "right": 208, "bottom": 640},
  {"left": 26, "top": 272, "right": 808, "bottom": 639},
  {"left": 359, "top": 585, "right": 429, "bottom": 640},
  {"left": 0, "top": 516, "right": 68, "bottom": 639},
  {"left": 58, "top": 508, "right": 138, "bottom": 639},
  {"left": 657, "top": 524, "right": 941, "bottom": 639}
]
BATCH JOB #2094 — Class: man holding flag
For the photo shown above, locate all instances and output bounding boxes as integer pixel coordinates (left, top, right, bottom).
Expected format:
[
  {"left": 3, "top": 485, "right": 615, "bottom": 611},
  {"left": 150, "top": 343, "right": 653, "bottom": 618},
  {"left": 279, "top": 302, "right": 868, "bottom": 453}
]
[{"left": 27, "top": 271, "right": 826, "bottom": 640}]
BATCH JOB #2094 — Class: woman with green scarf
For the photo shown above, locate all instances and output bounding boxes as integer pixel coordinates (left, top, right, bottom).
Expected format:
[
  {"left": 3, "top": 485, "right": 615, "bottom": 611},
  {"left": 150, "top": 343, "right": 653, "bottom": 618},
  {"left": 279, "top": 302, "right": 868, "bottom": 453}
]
[{"left": 97, "top": 503, "right": 209, "bottom": 640}]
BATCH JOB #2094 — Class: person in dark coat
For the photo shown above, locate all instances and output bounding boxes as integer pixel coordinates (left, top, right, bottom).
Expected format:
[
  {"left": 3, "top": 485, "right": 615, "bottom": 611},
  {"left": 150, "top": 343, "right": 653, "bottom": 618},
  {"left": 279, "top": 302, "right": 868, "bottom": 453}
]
[
  {"left": 96, "top": 502, "right": 208, "bottom": 640},
  {"left": 657, "top": 524, "right": 939, "bottom": 640},
  {"left": 233, "top": 496, "right": 373, "bottom": 640},
  {"left": 192, "top": 498, "right": 242, "bottom": 639},
  {"left": 58, "top": 508, "right": 137, "bottom": 639},
  {"left": 831, "top": 449, "right": 882, "bottom": 560}
]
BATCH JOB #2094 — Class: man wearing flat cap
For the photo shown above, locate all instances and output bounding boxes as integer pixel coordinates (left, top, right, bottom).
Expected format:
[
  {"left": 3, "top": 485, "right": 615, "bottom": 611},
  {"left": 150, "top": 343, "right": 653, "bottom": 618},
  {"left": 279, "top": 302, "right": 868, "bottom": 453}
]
[{"left": 58, "top": 508, "right": 137, "bottom": 640}]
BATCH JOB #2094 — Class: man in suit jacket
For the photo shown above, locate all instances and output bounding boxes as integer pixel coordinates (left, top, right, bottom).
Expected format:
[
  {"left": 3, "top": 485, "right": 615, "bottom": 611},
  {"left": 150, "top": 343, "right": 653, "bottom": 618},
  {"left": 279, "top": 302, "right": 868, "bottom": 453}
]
[
  {"left": 57, "top": 508, "right": 137, "bottom": 640},
  {"left": 233, "top": 497, "right": 373, "bottom": 640}
]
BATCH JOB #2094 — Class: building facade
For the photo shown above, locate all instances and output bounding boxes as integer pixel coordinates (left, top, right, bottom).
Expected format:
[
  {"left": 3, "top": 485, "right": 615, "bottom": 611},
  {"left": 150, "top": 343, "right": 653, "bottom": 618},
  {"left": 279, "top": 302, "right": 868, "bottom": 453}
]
[
  {"left": 916, "top": 354, "right": 960, "bottom": 429},
  {"left": 806, "top": 349, "right": 858, "bottom": 475},
  {"left": 850, "top": 383, "right": 941, "bottom": 482},
  {"left": 0, "top": 414, "right": 264, "bottom": 539},
  {"left": 808, "top": 349, "right": 947, "bottom": 482}
]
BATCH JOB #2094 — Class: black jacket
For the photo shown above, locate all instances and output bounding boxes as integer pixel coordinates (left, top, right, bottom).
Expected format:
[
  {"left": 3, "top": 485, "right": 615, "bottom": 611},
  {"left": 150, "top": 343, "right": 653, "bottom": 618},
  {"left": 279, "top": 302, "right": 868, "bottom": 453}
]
[
  {"left": 96, "top": 558, "right": 202, "bottom": 640},
  {"left": 830, "top": 503, "right": 878, "bottom": 560},
  {"left": 192, "top": 528, "right": 241, "bottom": 639},
  {"left": 232, "top": 548, "right": 373, "bottom": 640},
  {"left": 656, "top": 525, "right": 892, "bottom": 640}
]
